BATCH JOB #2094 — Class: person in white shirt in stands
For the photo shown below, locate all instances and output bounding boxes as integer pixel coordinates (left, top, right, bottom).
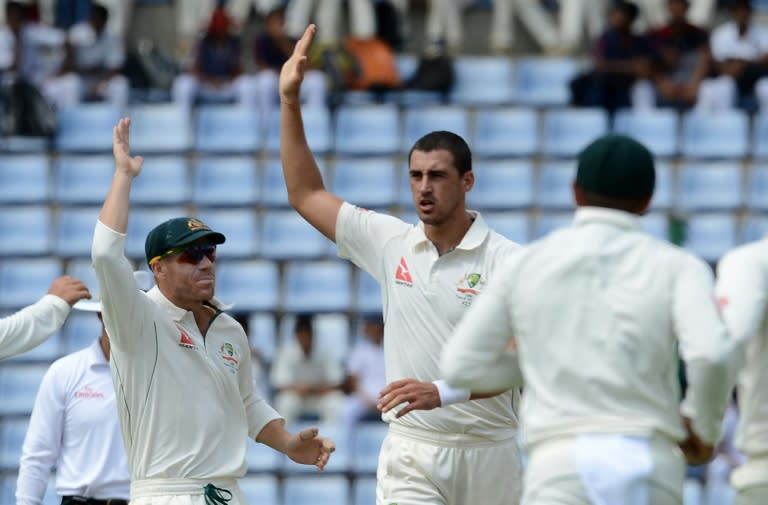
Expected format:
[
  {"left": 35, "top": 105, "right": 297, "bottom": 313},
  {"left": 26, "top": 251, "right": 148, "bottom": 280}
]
[
  {"left": 441, "top": 133, "right": 735, "bottom": 505},
  {"left": 15, "top": 271, "right": 151, "bottom": 505},
  {"left": 43, "top": 3, "right": 128, "bottom": 109},
  {"left": 341, "top": 314, "right": 386, "bottom": 434},
  {"left": 715, "top": 229, "right": 768, "bottom": 505},
  {"left": 0, "top": 275, "right": 90, "bottom": 361},
  {"left": 270, "top": 314, "right": 345, "bottom": 424},
  {"left": 91, "top": 117, "right": 335, "bottom": 505},
  {"left": 280, "top": 25, "right": 522, "bottom": 505}
]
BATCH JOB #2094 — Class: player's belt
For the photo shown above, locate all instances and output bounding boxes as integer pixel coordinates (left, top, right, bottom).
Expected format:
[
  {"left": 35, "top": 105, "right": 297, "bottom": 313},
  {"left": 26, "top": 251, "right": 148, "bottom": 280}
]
[{"left": 61, "top": 496, "right": 128, "bottom": 505}]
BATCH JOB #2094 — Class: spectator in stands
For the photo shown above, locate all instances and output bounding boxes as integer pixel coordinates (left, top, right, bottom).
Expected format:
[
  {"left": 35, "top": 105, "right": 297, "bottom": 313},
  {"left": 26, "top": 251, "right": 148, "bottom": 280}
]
[
  {"left": 172, "top": 5, "right": 256, "bottom": 109},
  {"left": 558, "top": 0, "right": 608, "bottom": 54},
  {"left": 252, "top": 6, "right": 326, "bottom": 125},
  {"left": 695, "top": 0, "right": 768, "bottom": 112},
  {"left": 0, "top": 276, "right": 90, "bottom": 360},
  {"left": 341, "top": 314, "right": 386, "bottom": 435},
  {"left": 569, "top": 0, "right": 654, "bottom": 113},
  {"left": 647, "top": 0, "right": 711, "bottom": 109},
  {"left": 284, "top": 0, "right": 376, "bottom": 46},
  {"left": 15, "top": 272, "right": 151, "bottom": 505},
  {"left": 270, "top": 314, "right": 345, "bottom": 424},
  {"left": 43, "top": 3, "right": 128, "bottom": 108}
]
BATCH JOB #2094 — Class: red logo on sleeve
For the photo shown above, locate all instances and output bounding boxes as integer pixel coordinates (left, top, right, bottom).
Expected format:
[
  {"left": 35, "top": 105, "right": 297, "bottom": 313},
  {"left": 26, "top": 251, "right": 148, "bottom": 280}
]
[{"left": 395, "top": 257, "right": 413, "bottom": 286}]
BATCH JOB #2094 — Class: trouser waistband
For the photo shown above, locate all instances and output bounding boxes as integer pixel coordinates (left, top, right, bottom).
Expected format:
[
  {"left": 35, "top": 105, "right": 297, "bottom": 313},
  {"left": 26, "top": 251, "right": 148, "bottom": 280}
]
[
  {"left": 130, "top": 478, "right": 239, "bottom": 499},
  {"left": 388, "top": 423, "right": 517, "bottom": 448},
  {"left": 61, "top": 497, "right": 128, "bottom": 505}
]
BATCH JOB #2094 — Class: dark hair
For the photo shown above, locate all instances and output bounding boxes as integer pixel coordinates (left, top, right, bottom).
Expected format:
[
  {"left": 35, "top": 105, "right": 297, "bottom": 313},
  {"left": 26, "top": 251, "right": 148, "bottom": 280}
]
[
  {"left": 580, "top": 190, "right": 651, "bottom": 214},
  {"left": 6, "top": 1, "right": 23, "bottom": 17},
  {"left": 91, "top": 4, "right": 109, "bottom": 22},
  {"left": 613, "top": 0, "right": 640, "bottom": 22},
  {"left": 408, "top": 131, "right": 473, "bottom": 176},
  {"left": 730, "top": 0, "right": 752, "bottom": 10},
  {"left": 294, "top": 313, "right": 314, "bottom": 335}
]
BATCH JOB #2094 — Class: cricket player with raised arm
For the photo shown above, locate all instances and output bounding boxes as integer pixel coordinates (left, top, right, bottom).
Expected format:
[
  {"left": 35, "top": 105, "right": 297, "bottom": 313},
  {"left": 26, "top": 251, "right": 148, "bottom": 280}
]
[
  {"left": 280, "top": 24, "right": 522, "bottom": 505},
  {"left": 91, "top": 118, "right": 335, "bottom": 505},
  {"left": 441, "top": 134, "right": 735, "bottom": 505},
  {"left": 715, "top": 238, "right": 768, "bottom": 505}
]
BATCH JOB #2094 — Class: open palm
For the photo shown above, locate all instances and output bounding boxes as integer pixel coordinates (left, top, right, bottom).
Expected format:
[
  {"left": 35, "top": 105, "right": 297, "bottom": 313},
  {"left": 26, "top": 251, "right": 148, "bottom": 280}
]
[
  {"left": 112, "top": 117, "right": 144, "bottom": 177},
  {"left": 279, "top": 24, "right": 316, "bottom": 101}
]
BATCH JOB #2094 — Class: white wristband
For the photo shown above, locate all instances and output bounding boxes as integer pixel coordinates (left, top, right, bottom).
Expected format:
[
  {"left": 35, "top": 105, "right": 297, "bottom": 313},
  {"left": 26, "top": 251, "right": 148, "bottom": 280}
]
[{"left": 433, "top": 380, "right": 471, "bottom": 406}]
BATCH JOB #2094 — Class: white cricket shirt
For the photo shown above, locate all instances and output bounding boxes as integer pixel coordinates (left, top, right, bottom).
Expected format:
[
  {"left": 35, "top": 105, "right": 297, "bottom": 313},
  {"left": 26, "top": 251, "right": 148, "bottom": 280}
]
[
  {"left": 16, "top": 339, "right": 130, "bottom": 504},
  {"left": 716, "top": 239, "right": 768, "bottom": 458},
  {"left": 710, "top": 20, "right": 768, "bottom": 62},
  {"left": 442, "top": 207, "right": 733, "bottom": 447},
  {"left": 336, "top": 202, "right": 519, "bottom": 440},
  {"left": 0, "top": 294, "right": 70, "bottom": 360},
  {"left": 91, "top": 221, "right": 281, "bottom": 482}
]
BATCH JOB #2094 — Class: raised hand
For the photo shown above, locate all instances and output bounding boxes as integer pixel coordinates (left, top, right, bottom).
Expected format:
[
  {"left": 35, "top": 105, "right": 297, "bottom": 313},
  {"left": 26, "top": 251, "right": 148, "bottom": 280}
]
[
  {"left": 112, "top": 117, "right": 144, "bottom": 178},
  {"left": 48, "top": 276, "right": 91, "bottom": 306},
  {"left": 279, "top": 24, "right": 316, "bottom": 104}
]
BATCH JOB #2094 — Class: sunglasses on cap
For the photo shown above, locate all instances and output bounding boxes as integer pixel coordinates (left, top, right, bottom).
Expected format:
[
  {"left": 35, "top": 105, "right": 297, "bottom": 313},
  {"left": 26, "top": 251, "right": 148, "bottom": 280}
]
[{"left": 149, "top": 244, "right": 217, "bottom": 266}]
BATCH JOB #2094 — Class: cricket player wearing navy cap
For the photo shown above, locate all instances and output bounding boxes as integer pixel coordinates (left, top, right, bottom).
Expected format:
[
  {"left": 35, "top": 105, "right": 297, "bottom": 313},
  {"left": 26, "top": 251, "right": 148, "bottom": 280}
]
[{"left": 442, "top": 134, "right": 735, "bottom": 505}]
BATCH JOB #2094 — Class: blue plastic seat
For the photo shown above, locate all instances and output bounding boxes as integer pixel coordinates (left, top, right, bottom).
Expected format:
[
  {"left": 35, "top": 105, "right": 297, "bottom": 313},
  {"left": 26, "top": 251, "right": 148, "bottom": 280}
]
[
  {"left": 261, "top": 158, "right": 327, "bottom": 208},
  {"left": 55, "top": 103, "right": 122, "bottom": 152},
  {"left": 129, "top": 156, "right": 190, "bottom": 205},
  {"left": 468, "top": 160, "right": 534, "bottom": 210},
  {"left": 513, "top": 56, "right": 580, "bottom": 107},
  {"left": 244, "top": 439, "right": 282, "bottom": 474},
  {"left": 194, "top": 104, "right": 261, "bottom": 153},
  {"left": 533, "top": 212, "right": 573, "bottom": 239},
  {"left": 334, "top": 105, "right": 400, "bottom": 156},
  {"left": 352, "top": 477, "right": 377, "bottom": 505},
  {"left": 193, "top": 157, "right": 259, "bottom": 207},
  {"left": 0, "top": 258, "right": 62, "bottom": 309},
  {"left": 683, "top": 214, "right": 737, "bottom": 263},
  {"left": 215, "top": 259, "right": 279, "bottom": 311},
  {"left": 472, "top": 108, "right": 539, "bottom": 158},
  {"left": 261, "top": 210, "right": 332, "bottom": 259},
  {"left": 402, "top": 106, "right": 469, "bottom": 152},
  {"left": 650, "top": 161, "right": 674, "bottom": 210},
  {"left": 55, "top": 155, "right": 114, "bottom": 204},
  {"left": 541, "top": 108, "right": 609, "bottom": 158},
  {"left": 0, "top": 155, "right": 50, "bottom": 203},
  {"left": 352, "top": 422, "right": 389, "bottom": 474},
  {"left": 127, "top": 104, "right": 192, "bottom": 153},
  {"left": 194, "top": 209, "right": 259, "bottom": 258},
  {"left": 747, "top": 165, "right": 768, "bottom": 211},
  {"left": 752, "top": 114, "right": 768, "bottom": 159},
  {"left": 124, "top": 207, "right": 187, "bottom": 259},
  {"left": 248, "top": 313, "right": 277, "bottom": 363},
  {"left": 450, "top": 56, "right": 514, "bottom": 105},
  {"left": 536, "top": 161, "right": 577, "bottom": 210},
  {"left": 356, "top": 270, "right": 382, "bottom": 314},
  {"left": 0, "top": 365, "right": 48, "bottom": 416},
  {"left": 283, "top": 260, "right": 352, "bottom": 312},
  {"left": 680, "top": 110, "right": 749, "bottom": 159},
  {"left": 482, "top": 212, "right": 529, "bottom": 245},
  {"left": 314, "top": 313, "right": 351, "bottom": 362},
  {"left": 55, "top": 206, "right": 101, "bottom": 257},
  {"left": 0, "top": 417, "right": 29, "bottom": 469},
  {"left": 265, "top": 106, "right": 332, "bottom": 154},
  {"left": 0, "top": 206, "right": 51, "bottom": 256},
  {"left": 642, "top": 213, "right": 669, "bottom": 241},
  {"left": 613, "top": 109, "right": 679, "bottom": 158},
  {"left": 283, "top": 476, "right": 350, "bottom": 505},
  {"left": 677, "top": 162, "right": 743, "bottom": 212},
  {"left": 62, "top": 311, "right": 103, "bottom": 354},
  {"left": 238, "top": 475, "right": 279, "bottom": 505},
  {"left": 741, "top": 215, "right": 768, "bottom": 243},
  {"left": 332, "top": 157, "right": 397, "bottom": 208}
]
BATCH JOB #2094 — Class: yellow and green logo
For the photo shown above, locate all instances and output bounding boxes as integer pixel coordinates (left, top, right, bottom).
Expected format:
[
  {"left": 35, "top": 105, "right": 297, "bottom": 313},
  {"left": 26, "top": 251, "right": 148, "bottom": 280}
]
[{"left": 467, "top": 273, "right": 481, "bottom": 288}]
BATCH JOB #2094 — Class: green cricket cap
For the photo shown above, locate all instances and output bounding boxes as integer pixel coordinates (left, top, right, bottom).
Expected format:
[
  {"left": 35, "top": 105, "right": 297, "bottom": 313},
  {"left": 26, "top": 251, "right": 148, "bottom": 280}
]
[
  {"left": 576, "top": 134, "right": 655, "bottom": 199},
  {"left": 145, "top": 217, "right": 225, "bottom": 266}
]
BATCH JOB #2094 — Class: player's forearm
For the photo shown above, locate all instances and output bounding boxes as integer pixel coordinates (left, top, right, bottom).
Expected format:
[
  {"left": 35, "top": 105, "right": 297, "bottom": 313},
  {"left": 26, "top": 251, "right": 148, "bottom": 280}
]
[
  {"left": 255, "top": 418, "right": 292, "bottom": 454},
  {"left": 682, "top": 353, "right": 734, "bottom": 445},
  {"left": 0, "top": 295, "right": 70, "bottom": 360},
  {"left": 98, "top": 171, "right": 134, "bottom": 234},
  {"left": 279, "top": 100, "right": 326, "bottom": 209}
]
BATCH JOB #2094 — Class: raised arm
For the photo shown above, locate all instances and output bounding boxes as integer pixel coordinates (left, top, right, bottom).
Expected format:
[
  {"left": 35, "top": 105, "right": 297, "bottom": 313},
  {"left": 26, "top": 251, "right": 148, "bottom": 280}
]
[
  {"left": 99, "top": 118, "right": 144, "bottom": 233},
  {"left": 279, "top": 24, "right": 342, "bottom": 242}
]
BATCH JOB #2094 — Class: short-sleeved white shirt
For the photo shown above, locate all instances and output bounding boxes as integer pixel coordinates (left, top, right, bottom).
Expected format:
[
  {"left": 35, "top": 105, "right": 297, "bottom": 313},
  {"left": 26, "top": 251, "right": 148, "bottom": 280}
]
[
  {"left": 711, "top": 21, "right": 768, "bottom": 62},
  {"left": 336, "top": 202, "right": 519, "bottom": 440},
  {"left": 347, "top": 339, "right": 385, "bottom": 402},
  {"left": 68, "top": 22, "right": 123, "bottom": 71},
  {"left": 270, "top": 340, "right": 344, "bottom": 388}
]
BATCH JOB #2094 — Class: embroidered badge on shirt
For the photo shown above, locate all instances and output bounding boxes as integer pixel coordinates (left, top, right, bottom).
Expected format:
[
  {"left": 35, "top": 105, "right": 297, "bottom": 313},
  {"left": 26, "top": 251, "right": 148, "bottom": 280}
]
[
  {"left": 456, "top": 272, "right": 485, "bottom": 306},
  {"left": 218, "top": 342, "right": 240, "bottom": 373},
  {"left": 395, "top": 257, "right": 413, "bottom": 286},
  {"left": 178, "top": 326, "right": 197, "bottom": 350}
]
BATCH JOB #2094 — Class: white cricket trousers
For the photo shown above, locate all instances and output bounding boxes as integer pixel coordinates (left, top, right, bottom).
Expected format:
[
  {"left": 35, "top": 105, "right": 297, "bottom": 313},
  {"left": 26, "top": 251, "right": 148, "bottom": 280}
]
[
  {"left": 377, "top": 424, "right": 523, "bottom": 505},
  {"left": 130, "top": 478, "right": 247, "bottom": 505},
  {"left": 522, "top": 434, "right": 685, "bottom": 505},
  {"left": 732, "top": 455, "right": 768, "bottom": 505}
]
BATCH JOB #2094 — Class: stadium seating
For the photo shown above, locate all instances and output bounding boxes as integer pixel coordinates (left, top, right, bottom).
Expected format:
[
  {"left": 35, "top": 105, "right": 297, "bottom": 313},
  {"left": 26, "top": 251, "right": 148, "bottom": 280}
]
[
  {"left": 283, "top": 476, "right": 350, "bottom": 505},
  {"left": 355, "top": 270, "right": 382, "bottom": 314},
  {"left": 215, "top": 260, "right": 280, "bottom": 312},
  {"left": 680, "top": 110, "right": 749, "bottom": 159},
  {"left": 332, "top": 158, "right": 398, "bottom": 208},
  {"left": 55, "top": 206, "right": 102, "bottom": 257},
  {"left": 402, "top": 106, "right": 469, "bottom": 151},
  {"left": 613, "top": 108, "right": 679, "bottom": 158},
  {"left": 0, "top": 206, "right": 51, "bottom": 256},
  {"left": 683, "top": 214, "right": 738, "bottom": 264},
  {"left": 677, "top": 162, "right": 744, "bottom": 212},
  {"left": 260, "top": 210, "right": 332, "bottom": 259},
  {"left": 244, "top": 438, "right": 283, "bottom": 473},
  {"left": 277, "top": 313, "right": 351, "bottom": 360},
  {"left": 54, "top": 156, "right": 114, "bottom": 205},
  {"left": 55, "top": 103, "right": 122, "bottom": 152},
  {"left": 127, "top": 104, "right": 192, "bottom": 153},
  {"left": 752, "top": 113, "right": 768, "bottom": 159},
  {"left": 0, "top": 258, "right": 62, "bottom": 309},
  {"left": 62, "top": 311, "right": 103, "bottom": 354},
  {"left": 193, "top": 157, "right": 260, "bottom": 207},
  {"left": 0, "top": 155, "right": 50, "bottom": 204},
  {"left": 352, "top": 422, "right": 389, "bottom": 475},
  {"left": 248, "top": 313, "right": 277, "bottom": 363},
  {"left": 0, "top": 418, "right": 29, "bottom": 470},
  {"left": 265, "top": 106, "right": 332, "bottom": 154},
  {"left": 472, "top": 108, "right": 539, "bottom": 158},
  {"left": 129, "top": 156, "right": 190, "bottom": 205},
  {"left": 469, "top": 159, "right": 535, "bottom": 209},
  {"left": 536, "top": 161, "right": 577, "bottom": 210},
  {"left": 194, "top": 104, "right": 261, "bottom": 153},
  {"left": 650, "top": 162, "right": 674, "bottom": 210},
  {"left": 0, "top": 365, "right": 47, "bottom": 416},
  {"left": 513, "top": 56, "right": 581, "bottom": 107},
  {"left": 533, "top": 212, "right": 573, "bottom": 239},
  {"left": 541, "top": 108, "right": 609, "bottom": 158},
  {"left": 483, "top": 212, "right": 530, "bottom": 244},
  {"left": 450, "top": 56, "right": 514, "bottom": 105},
  {"left": 282, "top": 261, "right": 352, "bottom": 313},
  {"left": 334, "top": 105, "right": 401, "bottom": 156},
  {"left": 195, "top": 209, "right": 260, "bottom": 258},
  {"left": 747, "top": 164, "right": 768, "bottom": 211},
  {"left": 261, "top": 158, "right": 327, "bottom": 208},
  {"left": 352, "top": 477, "right": 377, "bottom": 505},
  {"left": 239, "top": 475, "right": 280, "bottom": 505}
]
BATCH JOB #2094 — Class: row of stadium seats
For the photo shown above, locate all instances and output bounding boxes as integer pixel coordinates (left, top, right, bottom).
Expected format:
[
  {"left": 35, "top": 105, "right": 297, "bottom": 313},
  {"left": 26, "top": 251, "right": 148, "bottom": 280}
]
[
  {"left": 2, "top": 157, "right": 768, "bottom": 211},
  {"left": 6, "top": 103, "right": 768, "bottom": 159}
]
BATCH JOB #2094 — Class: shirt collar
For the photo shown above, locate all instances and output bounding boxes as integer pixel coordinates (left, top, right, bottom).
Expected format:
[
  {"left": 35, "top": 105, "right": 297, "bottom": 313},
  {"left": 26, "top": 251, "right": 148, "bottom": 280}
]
[
  {"left": 87, "top": 338, "right": 109, "bottom": 367},
  {"left": 404, "top": 210, "right": 490, "bottom": 251},
  {"left": 573, "top": 206, "right": 643, "bottom": 231},
  {"left": 146, "top": 286, "right": 232, "bottom": 323}
]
